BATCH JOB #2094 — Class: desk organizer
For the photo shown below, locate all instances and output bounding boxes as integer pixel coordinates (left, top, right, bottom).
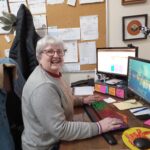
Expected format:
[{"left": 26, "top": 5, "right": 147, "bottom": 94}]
[{"left": 94, "top": 81, "right": 128, "bottom": 99}]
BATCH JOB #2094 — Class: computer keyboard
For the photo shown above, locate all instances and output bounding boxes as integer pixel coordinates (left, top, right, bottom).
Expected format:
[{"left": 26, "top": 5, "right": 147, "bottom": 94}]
[
  {"left": 83, "top": 104, "right": 117, "bottom": 145},
  {"left": 83, "top": 101, "right": 128, "bottom": 145},
  {"left": 84, "top": 101, "right": 128, "bottom": 130}
]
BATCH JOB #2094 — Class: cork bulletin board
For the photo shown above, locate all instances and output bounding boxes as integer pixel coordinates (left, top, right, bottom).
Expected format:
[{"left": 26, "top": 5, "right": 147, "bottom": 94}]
[
  {"left": 47, "top": 1, "right": 106, "bottom": 71},
  {"left": 0, "top": 0, "right": 106, "bottom": 71}
]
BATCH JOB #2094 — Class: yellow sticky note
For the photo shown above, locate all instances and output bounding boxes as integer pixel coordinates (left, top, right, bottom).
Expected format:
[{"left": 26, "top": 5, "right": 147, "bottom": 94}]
[{"left": 113, "top": 99, "right": 143, "bottom": 110}]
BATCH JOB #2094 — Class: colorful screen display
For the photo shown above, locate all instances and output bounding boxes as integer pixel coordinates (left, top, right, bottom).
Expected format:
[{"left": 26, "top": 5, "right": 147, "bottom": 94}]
[
  {"left": 128, "top": 57, "right": 150, "bottom": 104},
  {"left": 97, "top": 47, "right": 137, "bottom": 78}
]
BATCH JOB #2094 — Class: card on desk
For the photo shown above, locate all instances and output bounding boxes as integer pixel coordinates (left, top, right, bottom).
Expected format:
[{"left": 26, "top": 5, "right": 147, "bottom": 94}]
[
  {"left": 74, "top": 86, "right": 94, "bottom": 96},
  {"left": 113, "top": 99, "right": 143, "bottom": 110}
]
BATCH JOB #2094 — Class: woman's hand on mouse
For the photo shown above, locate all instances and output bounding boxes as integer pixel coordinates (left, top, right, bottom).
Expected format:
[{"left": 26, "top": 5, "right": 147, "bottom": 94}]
[{"left": 97, "top": 117, "right": 123, "bottom": 133}]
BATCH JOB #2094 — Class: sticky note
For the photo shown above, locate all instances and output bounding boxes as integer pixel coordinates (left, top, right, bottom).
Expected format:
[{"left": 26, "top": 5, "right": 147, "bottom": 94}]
[
  {"left": 144, "top": 119, "right": 150, "bottom": 126},
  {"left": 116, "top": 88, "right": 124, "bottom": 98},
  {"left": 95, "top": 84, "right": 100, "bottom": 92},
  {"left": 100, "top": 84, "right": 107, "bottom": 94},
  {"left": 108, "top": 87, "right": 116, "bottom": 96}
]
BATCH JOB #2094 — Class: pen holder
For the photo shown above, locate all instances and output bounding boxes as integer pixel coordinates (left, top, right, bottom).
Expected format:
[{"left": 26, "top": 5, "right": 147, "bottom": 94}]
[{"left": 94, "top": 81, "right": 128, "bottom": 99}]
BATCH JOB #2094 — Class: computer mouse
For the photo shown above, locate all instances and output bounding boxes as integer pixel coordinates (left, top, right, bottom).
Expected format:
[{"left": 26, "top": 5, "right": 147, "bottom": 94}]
[{"left": 133, "top": 137, "right": 150, "bottom": 149}]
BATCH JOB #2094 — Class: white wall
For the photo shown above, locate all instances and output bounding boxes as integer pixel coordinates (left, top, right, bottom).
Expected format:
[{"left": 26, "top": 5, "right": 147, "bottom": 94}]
[
  {"left": 64, "top": 0, "right": 150, "bottom": 84},
  {"left": 108, "top": 0, "right": 150, "bottom": 59}
]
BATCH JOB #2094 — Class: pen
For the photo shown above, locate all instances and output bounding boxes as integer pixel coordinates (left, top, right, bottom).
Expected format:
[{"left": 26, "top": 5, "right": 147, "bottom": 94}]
[{"left": 133, "top": 107, "right": 149, "bottom": 114}]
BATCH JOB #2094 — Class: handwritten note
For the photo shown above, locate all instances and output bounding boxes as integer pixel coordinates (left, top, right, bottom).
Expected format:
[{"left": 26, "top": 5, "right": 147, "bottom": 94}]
[{"left": 80, "top": 15, "right": 98, "bottom": 40}]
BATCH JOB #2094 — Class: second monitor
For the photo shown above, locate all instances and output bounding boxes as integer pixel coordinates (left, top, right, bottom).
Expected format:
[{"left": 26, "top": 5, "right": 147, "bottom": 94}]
[{"left": 96, "top": 47, "right": 138, "bottom": 83}]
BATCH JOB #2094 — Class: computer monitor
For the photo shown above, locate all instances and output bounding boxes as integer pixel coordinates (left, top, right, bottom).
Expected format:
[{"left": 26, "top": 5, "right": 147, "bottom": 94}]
[
  {"left": 97, "top": 47, "right": 138, "bottom": 80},
  {"left": 128, "top": 57, "right": 150, "bottom": 104}
]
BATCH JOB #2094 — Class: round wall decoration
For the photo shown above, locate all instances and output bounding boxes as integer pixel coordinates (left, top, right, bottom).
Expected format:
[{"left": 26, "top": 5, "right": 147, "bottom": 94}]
[{"left": 127, "top": 20, "right": 141, "bottom": 35}]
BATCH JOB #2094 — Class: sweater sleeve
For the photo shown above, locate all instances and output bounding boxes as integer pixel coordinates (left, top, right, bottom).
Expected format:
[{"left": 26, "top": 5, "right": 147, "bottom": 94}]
[
  {"left": 73, "top": 96, "right": 84, "bottom": 106},
  {"left": 31, "top": 83, "right": 99, "bottom": 141}
]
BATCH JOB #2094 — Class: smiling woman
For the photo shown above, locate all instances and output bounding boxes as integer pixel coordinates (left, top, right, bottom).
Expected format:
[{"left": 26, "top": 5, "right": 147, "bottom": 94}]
[{"left": 21, "top": 35, "right": 123, "bottom": 150}]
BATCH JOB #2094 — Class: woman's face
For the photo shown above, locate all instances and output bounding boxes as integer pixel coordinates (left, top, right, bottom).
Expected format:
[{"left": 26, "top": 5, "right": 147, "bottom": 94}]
[{"left": 39, "top": 44, "right": 64, "bottom": 74}]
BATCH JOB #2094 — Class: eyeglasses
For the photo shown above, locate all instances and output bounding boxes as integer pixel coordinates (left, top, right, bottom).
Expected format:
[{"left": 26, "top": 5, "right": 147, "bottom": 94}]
[{"left": 42, "top": 49, "right": 66, "bottom": 57}]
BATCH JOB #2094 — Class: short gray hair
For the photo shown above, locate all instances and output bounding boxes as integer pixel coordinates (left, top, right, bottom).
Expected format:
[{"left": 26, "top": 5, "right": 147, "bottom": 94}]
[{"left": 36, "top": 35, "right": 65, "bottom": 61}]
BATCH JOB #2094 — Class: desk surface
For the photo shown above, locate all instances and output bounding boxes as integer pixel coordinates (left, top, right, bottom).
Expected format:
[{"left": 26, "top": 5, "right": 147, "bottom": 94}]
[{"left": 59, "top": 100, "right": 149, "bottom": 150}]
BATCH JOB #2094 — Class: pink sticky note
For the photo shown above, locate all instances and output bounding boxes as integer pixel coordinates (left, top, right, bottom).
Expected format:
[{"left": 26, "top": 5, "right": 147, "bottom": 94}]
[
  {"left": 116, "top": 88, "right": 124, "bottom": 98},
  {"left": 144, "top": 119, "right": 150, "bottom": 126},
  {"left": 100, "top": 85, "right": 107, "bottom": 94}
]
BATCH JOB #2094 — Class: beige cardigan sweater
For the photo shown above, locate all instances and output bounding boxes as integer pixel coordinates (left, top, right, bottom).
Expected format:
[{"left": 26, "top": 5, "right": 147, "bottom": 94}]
[{"left": 21, "top": 65, "right": 99, "bottom": 150}]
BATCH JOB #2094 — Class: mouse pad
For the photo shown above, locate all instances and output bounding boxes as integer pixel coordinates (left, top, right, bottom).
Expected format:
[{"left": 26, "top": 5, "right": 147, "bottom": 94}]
[
  {"left": 91, "top": 101, "right": 128, "bottom": 129},
  {"left": 122, "top": 127, "right": 150, "bottom": 150}
]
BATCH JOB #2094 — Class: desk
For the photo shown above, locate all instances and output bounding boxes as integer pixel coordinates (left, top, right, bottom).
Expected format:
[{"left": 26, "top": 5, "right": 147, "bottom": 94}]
[{"left": 59, "top": 100, "right": 149, "bottom": 150}]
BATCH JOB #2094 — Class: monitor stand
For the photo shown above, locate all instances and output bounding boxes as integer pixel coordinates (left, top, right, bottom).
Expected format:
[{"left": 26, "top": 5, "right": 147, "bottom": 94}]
[{"left": 105, "top": 78, "right": 122, "bottom": 85}]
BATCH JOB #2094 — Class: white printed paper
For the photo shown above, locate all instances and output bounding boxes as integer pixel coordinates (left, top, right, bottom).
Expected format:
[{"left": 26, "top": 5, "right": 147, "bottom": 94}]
[
  {"left": 62, "top": 63, "right": 80, "bottom": 72},
  {"left": 80, "top": 15, "right": 98, "bottom": 40},
  {"left": 9, "top": 2, "right": 27, "bottom": 15},
  {"left": 33, "top": 14, "right": 47, "bottom": 29},
  {"left": 27, "top": 0, "right": 45, "bottom": 4},
  {"left": 0, "top": 0, "right": 9, "bottom": 15},
  {"left": 79, "top": 41, "right": 96, "bottom": 64},
  {"left": 67, "top": 0, "right": 76, "bottom": 6},
  {"left": 74, "top": 86, "right": 94, "bottom": 96},
  {"left": 28, "top": 3, "right": 46, "bottom": 14},
  {"left": 8, "top": 0, "right": 25, "bottom": 2},
  {"left": 58, "top": 28, "right": 80, "bottom": 40},
  {"left": 47, "top": 0, "right": 64, "bottom": 4},
  {"left": 80, "top": 0, "right": 104, "bottom": 4},
  {"left": 48, "top": 27, "right": 59, "bottom": 38},
  {"left": 64, "top": 41, "right": 78, "bottom": 63}
]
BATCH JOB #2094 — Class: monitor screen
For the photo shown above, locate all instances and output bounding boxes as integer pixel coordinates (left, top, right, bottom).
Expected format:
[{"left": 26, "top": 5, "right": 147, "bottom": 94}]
[
  {"left": 97, "top": 47, "right": 138, "bottom": 79},
  {"left": 128, "top": 57, "right": 150, "bottom": 104}
]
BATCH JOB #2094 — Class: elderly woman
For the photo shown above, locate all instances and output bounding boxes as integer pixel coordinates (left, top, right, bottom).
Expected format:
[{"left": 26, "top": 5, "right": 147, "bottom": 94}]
[{"left": 21, "top": 36, "right": 123, "bottom": 150}]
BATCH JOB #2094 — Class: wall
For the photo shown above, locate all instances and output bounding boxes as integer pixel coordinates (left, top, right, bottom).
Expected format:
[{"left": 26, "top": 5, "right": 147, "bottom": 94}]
[
  {"left": 64, "top": 0, "right": 150, "bottom": 84},
  {"left": 108, "top": 0, "right": 150, "bottom": 59}
]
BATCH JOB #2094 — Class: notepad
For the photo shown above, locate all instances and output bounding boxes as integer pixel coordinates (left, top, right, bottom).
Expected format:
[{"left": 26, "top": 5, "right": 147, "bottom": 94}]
[
  {"left": 74, "top": 86, "right": 94, "bottom": 96},
  {"left": 113, "top": 99, "right": 143, "bottom": 110}
]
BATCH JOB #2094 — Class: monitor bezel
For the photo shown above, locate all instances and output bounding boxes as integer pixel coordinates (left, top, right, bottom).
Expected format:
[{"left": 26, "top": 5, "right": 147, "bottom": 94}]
[
  {"left": 127, "top": 56, "right": 150, "bottom": 105},
  {"left": 96, "top": 47, "right": 138, "bottom": 80}
]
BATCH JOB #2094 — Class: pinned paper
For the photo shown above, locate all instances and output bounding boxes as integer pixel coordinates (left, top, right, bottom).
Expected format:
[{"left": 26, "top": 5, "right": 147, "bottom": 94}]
[
  {"left": 67, "top": 0, "right": 76, "bottom": 6},
  {"left": 113, "top": 99, "right": 143, "bottom": 110},
  {"left": 4, "top": 35, "right": 11, "bottom": 43}
]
